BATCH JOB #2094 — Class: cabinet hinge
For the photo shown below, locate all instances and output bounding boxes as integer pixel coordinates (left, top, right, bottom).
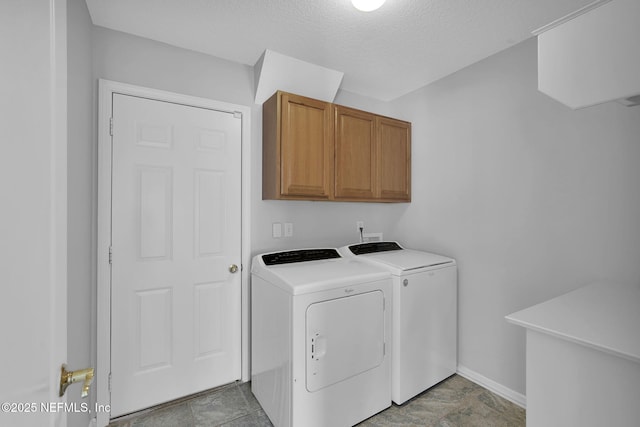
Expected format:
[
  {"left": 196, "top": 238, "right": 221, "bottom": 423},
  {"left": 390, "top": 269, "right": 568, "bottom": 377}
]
[
  {"left": 108, "top": 246, "right": 113, "bottom": 264},
  {"left": 109, "top": 117, "right": 113, "bottom": 136},
  {"left": 233, "top": 111, "right": 242, "bottom": 119}
]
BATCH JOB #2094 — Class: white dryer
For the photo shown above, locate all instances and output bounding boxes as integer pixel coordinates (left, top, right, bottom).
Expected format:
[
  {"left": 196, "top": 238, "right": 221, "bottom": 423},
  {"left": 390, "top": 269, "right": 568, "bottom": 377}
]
[
  {"left": 251, "top": 248, "right": 392, "bottom": 427},
  {"left": 339, "top": 242, "right": 457, "bottom": 405}
]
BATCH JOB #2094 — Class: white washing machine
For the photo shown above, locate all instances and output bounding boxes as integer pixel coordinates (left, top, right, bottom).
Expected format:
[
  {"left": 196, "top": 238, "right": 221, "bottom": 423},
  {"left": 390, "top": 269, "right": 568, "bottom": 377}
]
[
  {"left": 339, "top": 242, "right": 457, "bottom": 405},
  {"left": 251, "top": 248, "right": 392, "bottom": 427}
]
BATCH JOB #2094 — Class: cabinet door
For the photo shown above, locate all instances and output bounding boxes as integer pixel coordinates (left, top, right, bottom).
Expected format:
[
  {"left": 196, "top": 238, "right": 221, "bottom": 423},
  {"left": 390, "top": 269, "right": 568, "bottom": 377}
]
[
  {"left": 280, "top": 92, "right": 333, "bottom": 199},
  {"left": 334, "top": 106, "right": 376, "bottom": 200},
  {"left": 377, "top": 117, "right": 411, "bottom": 201}
]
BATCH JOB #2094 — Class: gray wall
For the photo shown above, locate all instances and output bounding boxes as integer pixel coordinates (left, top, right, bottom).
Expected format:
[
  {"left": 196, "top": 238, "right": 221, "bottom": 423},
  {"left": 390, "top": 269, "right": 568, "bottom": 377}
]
[{"left": 390, "top": 37, "right": 640, "bottom": 395}]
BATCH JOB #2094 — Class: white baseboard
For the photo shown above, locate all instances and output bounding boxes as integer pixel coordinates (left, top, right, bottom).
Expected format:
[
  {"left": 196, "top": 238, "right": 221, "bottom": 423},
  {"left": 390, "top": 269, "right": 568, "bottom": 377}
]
[{"left": 456, "top": 365, "right": 526, "bottom": 409}]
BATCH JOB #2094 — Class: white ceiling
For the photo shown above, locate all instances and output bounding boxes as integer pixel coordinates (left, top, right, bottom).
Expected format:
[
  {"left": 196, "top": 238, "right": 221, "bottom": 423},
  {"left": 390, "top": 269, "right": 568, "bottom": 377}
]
[{"left": 85, "top": 0, "right": 595, "bottom": 101}]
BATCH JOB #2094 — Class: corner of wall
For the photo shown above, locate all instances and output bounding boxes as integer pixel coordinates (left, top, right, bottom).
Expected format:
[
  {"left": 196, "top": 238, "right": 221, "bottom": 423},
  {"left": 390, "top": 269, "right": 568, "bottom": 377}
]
[{"left": 457, "top": 365, "right": 526, "bottom": 409}]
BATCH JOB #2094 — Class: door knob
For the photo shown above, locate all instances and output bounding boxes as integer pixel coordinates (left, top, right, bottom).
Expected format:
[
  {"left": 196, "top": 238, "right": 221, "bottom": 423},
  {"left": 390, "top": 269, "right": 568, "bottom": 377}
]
[
  {"left": 60, "top": 364, "right": 94, "bottom": 398},
  {"left": 229, "top": 264, "right": 239, "bottom": 273}
]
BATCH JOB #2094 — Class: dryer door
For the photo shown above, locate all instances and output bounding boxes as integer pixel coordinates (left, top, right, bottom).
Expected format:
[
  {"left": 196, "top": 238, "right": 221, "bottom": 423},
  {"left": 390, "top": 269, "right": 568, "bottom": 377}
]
[{"left": 306, "top": 290, "right": 385, "bottom": 392}]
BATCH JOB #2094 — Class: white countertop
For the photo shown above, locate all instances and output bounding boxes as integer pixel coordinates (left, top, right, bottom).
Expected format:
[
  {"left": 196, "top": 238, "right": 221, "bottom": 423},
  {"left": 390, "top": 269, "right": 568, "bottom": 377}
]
[{"left": 506, "top": 282, "right": 640, "bottom": 364}]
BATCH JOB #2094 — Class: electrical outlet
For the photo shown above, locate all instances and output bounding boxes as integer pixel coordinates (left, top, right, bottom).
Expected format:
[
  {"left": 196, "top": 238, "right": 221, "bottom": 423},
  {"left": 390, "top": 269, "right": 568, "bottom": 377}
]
[
  {"left": 356, "top": 221, "right": 364, "bottom": 231},
  {"left": 363, "top": 232, "right": 383, "bottom": 242}
]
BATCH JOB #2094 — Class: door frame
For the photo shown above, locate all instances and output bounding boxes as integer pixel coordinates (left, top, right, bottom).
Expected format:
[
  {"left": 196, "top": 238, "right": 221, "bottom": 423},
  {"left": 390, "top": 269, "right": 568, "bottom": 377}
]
[{"left": 96, "top": 79, "right": 251, "bottom": 426}]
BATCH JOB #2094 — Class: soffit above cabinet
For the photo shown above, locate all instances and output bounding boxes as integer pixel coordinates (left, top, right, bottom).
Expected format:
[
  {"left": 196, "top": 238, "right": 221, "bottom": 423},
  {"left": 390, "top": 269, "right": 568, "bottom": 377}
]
[
  {"left": 254, "top": 50, "right": 344, "bottom": 105},
  {"left": 536, "top": 0, "right": 640, "bottom": 109}
]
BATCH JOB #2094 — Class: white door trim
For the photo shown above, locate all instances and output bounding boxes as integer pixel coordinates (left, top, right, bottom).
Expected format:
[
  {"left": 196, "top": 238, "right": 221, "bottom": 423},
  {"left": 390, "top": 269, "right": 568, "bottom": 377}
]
[{"left": 96, "top": 79, "right": 251, "bottom": 427}]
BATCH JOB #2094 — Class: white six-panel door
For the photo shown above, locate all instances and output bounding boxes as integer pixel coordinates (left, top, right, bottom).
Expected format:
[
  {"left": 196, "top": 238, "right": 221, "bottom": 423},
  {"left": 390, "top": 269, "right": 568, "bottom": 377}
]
[{"left": 109, "top": 93, "right": 242, "bottom": 416}]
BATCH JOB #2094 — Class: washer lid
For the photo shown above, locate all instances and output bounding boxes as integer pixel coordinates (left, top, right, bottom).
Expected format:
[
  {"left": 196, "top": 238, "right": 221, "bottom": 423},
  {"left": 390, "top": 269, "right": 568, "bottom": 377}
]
[
  {"left": 341, "top": 242, "right": 455, "bottom": 272},
  {"left": 251, "top": 250, "right": 390, "bottom": 295}
]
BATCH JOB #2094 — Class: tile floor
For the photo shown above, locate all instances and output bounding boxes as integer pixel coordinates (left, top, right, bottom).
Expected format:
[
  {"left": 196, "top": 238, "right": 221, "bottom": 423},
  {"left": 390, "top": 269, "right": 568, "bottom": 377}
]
[{"left": 108, "top": 375, "right": 525, "bottom": 427}]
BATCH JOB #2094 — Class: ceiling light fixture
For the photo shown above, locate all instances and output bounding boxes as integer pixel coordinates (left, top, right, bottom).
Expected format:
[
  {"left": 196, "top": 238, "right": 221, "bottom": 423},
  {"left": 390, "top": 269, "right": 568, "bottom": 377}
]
[{"left": 351, "top": 0, "right": 386, "bottom": 12}]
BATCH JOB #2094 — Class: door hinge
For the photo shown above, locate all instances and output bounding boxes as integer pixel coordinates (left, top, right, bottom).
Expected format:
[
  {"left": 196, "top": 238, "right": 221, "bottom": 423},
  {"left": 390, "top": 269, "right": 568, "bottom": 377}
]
[
  {"left": 108, "top": 246, "right": 113, "bottom": 264},
  {"left": 109, "top": 117, "right": 113, "bottom": 136},
  {"left": 108, "top": 372, "right": 112, "bottom": 392}
]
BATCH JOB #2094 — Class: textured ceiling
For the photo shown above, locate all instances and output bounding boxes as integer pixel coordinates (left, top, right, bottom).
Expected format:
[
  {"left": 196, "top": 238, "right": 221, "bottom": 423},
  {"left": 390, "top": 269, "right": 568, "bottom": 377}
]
[{"left": 85, "top": 0, "right": 595, "bottom": 101}]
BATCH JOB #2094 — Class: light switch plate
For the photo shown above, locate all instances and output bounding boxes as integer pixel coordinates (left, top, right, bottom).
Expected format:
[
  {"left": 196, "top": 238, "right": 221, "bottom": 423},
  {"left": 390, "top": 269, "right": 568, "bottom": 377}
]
[{"left": 272, "top": 222, "right": 282, "bottom": 238}]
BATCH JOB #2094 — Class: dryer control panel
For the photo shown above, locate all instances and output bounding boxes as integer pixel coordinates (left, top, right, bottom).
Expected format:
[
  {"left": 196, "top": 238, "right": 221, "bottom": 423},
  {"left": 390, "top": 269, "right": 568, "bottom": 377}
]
[
  {"left": 347, "top": 241, "right": 402, "bottom": 255},
  {"left": 262, "top": 248, "right": 341, "bottom": 265}
]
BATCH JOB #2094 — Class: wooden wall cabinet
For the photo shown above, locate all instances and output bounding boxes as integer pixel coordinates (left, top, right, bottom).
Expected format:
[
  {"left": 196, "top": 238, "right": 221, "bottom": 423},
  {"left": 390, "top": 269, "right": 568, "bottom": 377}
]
[
  {"left": 376, "top": 116, "right": 411, "bottom": 201},
  {"left": 334, "top": 105, "right": 377, "bottom": 200},
  {"left": 263, "top": 91, "right": 333, "bottom": 200},
  {"left": 263, "top": 91, "right": 411, "bottom": 202}
]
